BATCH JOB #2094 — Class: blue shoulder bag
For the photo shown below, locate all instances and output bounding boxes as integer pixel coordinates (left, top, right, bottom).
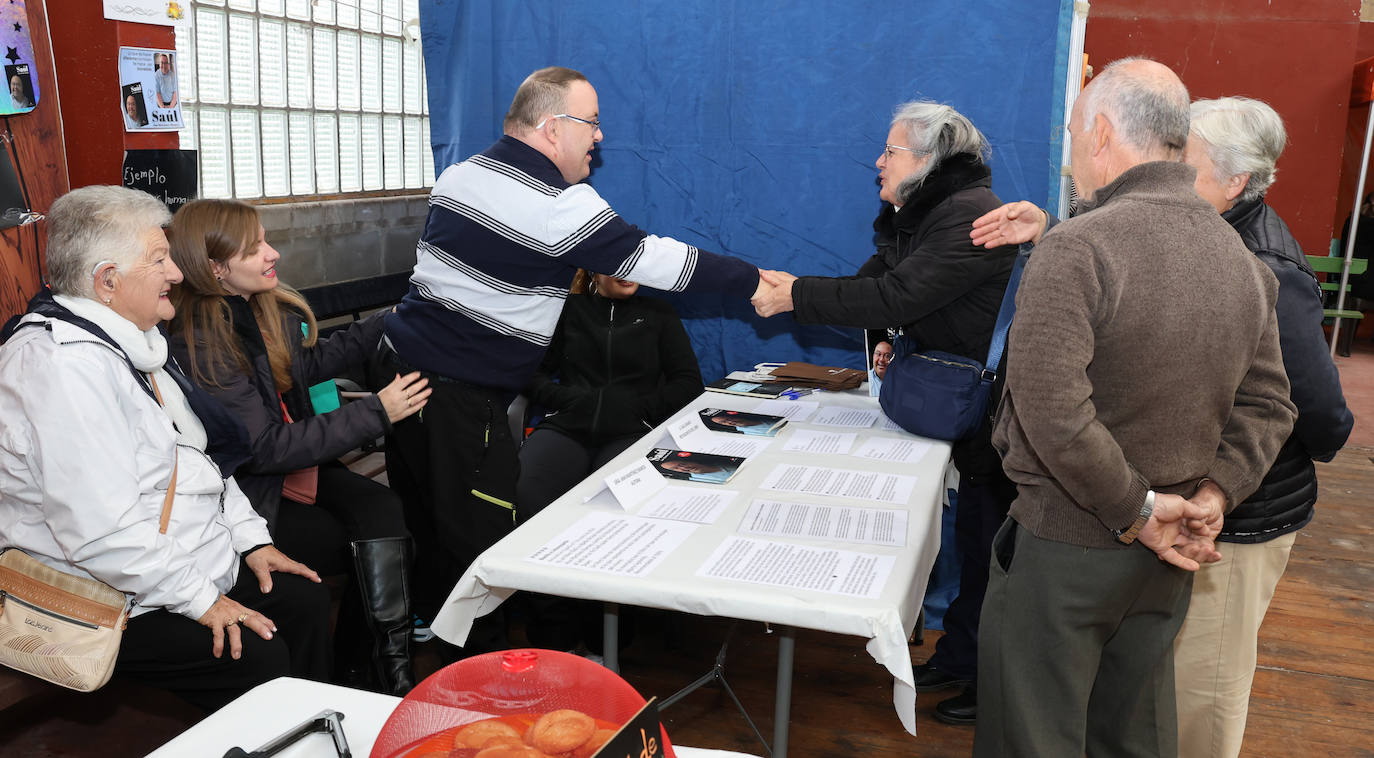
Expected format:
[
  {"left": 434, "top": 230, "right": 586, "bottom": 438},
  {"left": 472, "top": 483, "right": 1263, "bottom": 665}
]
[{"left": 879, "top": 251, "right": 1028, "bottom": 441}]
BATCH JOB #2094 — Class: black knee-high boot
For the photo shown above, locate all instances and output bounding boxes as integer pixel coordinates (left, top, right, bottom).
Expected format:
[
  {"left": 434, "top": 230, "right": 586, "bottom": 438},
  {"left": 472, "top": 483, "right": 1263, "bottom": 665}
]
[{"left": 351, "top": 537, "right": 416, "bottom": 695}]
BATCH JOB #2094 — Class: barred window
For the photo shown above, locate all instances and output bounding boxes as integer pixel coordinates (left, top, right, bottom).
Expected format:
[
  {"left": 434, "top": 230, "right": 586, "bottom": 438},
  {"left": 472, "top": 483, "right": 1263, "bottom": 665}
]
[{"left": 175, "top": 0, "right": 435, "bottom": 200}]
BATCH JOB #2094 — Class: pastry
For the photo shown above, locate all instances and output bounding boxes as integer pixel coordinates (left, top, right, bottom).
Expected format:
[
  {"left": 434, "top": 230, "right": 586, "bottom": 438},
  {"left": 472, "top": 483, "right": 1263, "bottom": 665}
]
[{"left": 523, "top": 709, "right": 596, "bottom": 755}]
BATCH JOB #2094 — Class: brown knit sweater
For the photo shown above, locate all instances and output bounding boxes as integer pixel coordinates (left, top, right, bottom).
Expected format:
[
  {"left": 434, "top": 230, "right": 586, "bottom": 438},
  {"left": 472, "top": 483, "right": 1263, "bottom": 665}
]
[{"left": 992, "top": 161, "right": 1297, "bottom": 548}]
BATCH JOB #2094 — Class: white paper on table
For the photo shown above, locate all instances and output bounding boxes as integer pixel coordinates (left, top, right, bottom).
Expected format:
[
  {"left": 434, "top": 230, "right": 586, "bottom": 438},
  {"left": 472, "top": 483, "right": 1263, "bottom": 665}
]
[
  {"left": 878, "top": 415, "right": 905, "bottom": 432},
  {"left": 603, "top": 458, "right": 667, "bottom": 510},
  {"left": 637, "top": 486, "right": 738, "bottom": 525},
  {"left": 759, "top": 463, "right": 917, "bottom": 505},
  {"left": 696, "top": 536, "right": 895, "bottom": 599},
  {"left": 526, "top": 511, "right": 696, "bottom": 577},
  {"left": 782, "top": 428, "right": 856, "bottom": 455},
  {"left": 751, "top": 399, "right": 819, "bottom": 421},
  {"left": 739, "top": 499, "right": 908, "bottom": 547},
  {"left": 666, "top": 415, "right": 773, "bottom": 457},
  {"left": 810, "top": 406, "right": 881, "bottom": 428},
  {"left": 852, "top": 436, "right": 932, "bottom": 464}
]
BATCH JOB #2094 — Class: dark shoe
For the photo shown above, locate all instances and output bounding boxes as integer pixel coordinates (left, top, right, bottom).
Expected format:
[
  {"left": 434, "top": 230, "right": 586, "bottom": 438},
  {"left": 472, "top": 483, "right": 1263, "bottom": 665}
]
[
  {"left": 914, "top": 662, "right": 971, "bottom": 692},
  {"left": 933, "top": 686, "right": 977, "bottom": 725},
  {"left": 352, "top": 537, "right": 417, "bottom": 696}
]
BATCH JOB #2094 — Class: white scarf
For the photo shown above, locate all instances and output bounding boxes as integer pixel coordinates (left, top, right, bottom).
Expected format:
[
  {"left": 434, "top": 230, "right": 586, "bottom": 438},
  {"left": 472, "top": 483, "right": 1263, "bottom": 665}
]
[{"left": 54, "top": 294, "right": 209, "bottom": 452}]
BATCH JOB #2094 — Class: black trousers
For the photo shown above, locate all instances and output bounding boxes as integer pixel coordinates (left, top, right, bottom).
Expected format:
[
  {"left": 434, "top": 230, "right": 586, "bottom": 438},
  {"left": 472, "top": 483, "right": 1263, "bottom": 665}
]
[
  {"left": 975, "top": 519, "right": 1194, "bottom": 758},
  {"left": 926, "top": 471, "right": 1017, "bottom": 679},
  {"left": 114, "top": 562, "right": 332, "bottom": 712},
  {"left": 273, "top": 462, "right": 409, "bottom": 576},
  {"left": 384, "top": 373, "right": 517, "bottom": 653},
  {"left": 516, "top": 428, "right": 640, "bottom": 652},
  {"left": 516, "top": 428, "right": 640, "bottom": 517}
]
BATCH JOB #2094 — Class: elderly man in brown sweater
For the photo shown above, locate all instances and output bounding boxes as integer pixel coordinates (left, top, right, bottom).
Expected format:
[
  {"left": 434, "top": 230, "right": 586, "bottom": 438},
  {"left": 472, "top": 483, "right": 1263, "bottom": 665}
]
[{"left": 974, "top": 58, "right": 1296, "bottom": 758}]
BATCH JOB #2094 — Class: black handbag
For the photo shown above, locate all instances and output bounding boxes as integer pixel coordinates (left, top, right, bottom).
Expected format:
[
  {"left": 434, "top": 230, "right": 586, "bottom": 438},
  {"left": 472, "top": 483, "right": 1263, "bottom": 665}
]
[{"left": 879, "top": 251, "right": 1028, "bottom": 441}]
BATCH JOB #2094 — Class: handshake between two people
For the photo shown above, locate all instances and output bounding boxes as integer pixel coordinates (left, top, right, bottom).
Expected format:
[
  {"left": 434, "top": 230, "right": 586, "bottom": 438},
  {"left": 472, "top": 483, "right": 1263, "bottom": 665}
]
[
  {"left": 745, "top": 198, "right": 1050, "bottom": 319},
  {"left": 752, "top": 269, "right": 799, "bottom": 318}
]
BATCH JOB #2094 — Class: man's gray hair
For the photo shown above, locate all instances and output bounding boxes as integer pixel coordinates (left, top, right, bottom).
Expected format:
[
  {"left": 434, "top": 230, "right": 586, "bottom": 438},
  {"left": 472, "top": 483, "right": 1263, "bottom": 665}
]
[
  {"left": 891, "top": 101, "right": 989, "bottom": 203},
  {"left": 46, "top": 185, "right": 172, "bottom": 298},
  {"left": 1080, "top": 57, "right": 1190, "bottom": 160},
  {"left": 503, "top": 66, "right": 588, "bottom": 133},
  {"left": 1189, "top": 96, "right": 1286, "bottom": 203}
]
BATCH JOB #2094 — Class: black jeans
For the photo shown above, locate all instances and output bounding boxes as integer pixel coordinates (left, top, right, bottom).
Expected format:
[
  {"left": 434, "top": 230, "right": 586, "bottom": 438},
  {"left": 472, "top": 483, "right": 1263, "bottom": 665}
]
[
  {"left": 273, "top": 462, "right": 409, "bottom": 576},
  {"left": 115, "top": 561, "right": 332, "bottom": 712},
  {"left": 384, "top": 372, "right": 518, "bottom": 654}
]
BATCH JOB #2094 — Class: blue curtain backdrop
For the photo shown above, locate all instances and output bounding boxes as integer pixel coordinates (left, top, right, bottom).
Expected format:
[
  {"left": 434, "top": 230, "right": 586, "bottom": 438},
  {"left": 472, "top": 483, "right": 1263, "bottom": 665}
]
[{"left": 418, "top": 0, "right": 1071, "bottom": 382}]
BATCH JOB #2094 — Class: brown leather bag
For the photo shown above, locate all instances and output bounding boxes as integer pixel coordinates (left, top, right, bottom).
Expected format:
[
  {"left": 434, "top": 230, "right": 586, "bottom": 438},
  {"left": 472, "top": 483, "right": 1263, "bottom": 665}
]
[
  {"left": 0, "top": 469, "right": 175, "bottom": 691},
  {"left": 278, "top": 396, "right": 319, "bottom": 504},
  {"left": 769, "top": 361, "right": 865, "bottom": 391}
]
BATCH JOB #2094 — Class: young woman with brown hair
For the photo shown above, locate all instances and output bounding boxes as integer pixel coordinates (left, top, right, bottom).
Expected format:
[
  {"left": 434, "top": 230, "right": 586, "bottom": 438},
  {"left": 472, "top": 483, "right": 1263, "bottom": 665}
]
[{"left": 166, "top": 198, "right": 430, "bottom": 695}]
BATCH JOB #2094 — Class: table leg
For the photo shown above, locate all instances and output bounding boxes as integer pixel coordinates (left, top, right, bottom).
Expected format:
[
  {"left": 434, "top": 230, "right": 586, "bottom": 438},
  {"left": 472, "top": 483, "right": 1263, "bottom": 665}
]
[
  {"left": 603, "top": 602, "right": 620, "bottom": 674},
  {"left": 773, "top": 626, "right": 795, "bottom": 758}
]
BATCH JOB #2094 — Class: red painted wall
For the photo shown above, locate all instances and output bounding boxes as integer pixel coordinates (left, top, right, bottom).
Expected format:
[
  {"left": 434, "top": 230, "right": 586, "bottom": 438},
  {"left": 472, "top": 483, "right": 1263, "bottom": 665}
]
[
  {"left": 48, "top": 4, "right": 176, "bottom": 189},
  {"left": 1085, "top": 0, "right": 1362, "bottom": 253}
]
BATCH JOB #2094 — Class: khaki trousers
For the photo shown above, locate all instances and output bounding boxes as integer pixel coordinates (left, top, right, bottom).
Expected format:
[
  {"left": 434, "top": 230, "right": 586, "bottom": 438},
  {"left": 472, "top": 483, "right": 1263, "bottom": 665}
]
[{"left": 1173, "top": 531, "right": 1296, "bottom": 758}]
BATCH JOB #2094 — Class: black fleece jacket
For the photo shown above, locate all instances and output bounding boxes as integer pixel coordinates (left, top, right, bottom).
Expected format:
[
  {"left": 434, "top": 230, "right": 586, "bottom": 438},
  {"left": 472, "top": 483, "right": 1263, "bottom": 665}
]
[
  {"left": 526, "top": 292, "right": 702, "bottom": 445},
  {"left": 791, "top": 155, "right": 1017, "bottom": 475}
]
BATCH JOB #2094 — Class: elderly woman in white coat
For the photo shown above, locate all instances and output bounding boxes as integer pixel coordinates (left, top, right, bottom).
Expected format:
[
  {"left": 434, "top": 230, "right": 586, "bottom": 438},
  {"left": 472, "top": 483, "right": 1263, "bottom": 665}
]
[{"left": 0, "top": 186, "right": 331, "bottom": 711}]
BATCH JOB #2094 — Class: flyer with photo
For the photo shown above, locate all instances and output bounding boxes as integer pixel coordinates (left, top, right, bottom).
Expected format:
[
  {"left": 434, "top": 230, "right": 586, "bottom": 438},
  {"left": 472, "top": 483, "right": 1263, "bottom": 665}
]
[
  {"left": 697, "top": 408, "right": 787, "bottom": 437},
  {"left": 645, "top": 448, "right": 745, "bottom": 485},
  {"left": 119, "top": 46, "right": 182, "bottom": 132},
  {"left": 0, "top": 1, "right": 39, "bottom": 115}
]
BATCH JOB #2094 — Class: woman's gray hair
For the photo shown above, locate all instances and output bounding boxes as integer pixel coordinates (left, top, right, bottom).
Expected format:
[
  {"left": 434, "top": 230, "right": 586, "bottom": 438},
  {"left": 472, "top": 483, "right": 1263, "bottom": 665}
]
[
  {"left": 1189, "top": 96, "right": 1286, "bottom": 203},
  {"left": 891, "top": 101, "right": 989, "bottom": 203},
  {"left": 46, "top": 186, "right": 172, "bottom": 298}
]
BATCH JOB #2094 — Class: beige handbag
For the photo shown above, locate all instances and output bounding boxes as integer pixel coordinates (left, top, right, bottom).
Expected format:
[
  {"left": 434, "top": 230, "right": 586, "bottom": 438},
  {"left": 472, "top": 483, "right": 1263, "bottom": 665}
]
[{"left": 0, "top": 377, "right": 178, "bottom": 692}]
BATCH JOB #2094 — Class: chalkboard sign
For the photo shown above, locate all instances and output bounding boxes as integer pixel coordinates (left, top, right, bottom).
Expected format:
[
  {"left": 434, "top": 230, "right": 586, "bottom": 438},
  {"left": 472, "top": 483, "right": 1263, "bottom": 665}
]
[
  {"left": 122, "top": 149, "right": 197, "bottom": 212},
  {"left": 593, "top": 699, "right": 667, "bottom": 758}
]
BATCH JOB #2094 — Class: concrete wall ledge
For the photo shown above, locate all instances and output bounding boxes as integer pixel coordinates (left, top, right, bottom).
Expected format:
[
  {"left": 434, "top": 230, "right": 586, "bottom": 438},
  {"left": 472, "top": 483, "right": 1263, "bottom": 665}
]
[{"left": 256, "top": 194, "right": 428, "bottom": 289}]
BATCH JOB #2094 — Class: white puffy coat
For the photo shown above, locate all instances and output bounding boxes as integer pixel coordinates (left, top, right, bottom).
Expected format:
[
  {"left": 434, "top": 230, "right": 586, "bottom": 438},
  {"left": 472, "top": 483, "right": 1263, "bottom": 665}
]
[{"left": 0, "top": 313, "right": 271, "bottom": 620}]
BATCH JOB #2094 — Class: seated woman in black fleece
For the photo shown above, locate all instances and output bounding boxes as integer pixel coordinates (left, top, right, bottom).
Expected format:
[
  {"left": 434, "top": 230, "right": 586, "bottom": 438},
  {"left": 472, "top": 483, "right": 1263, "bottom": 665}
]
[{"left": 517, "top": 269, "right": 703, "bottom": 515}]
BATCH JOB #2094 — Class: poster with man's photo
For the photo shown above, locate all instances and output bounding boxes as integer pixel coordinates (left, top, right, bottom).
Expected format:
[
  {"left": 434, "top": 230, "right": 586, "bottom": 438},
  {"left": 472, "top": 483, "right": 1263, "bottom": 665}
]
[
  {"left": 1, "top": 1, "right": 39, "bottom": 115},
  {"left": 119, "top": 46, "right": 182, "bottom": 132}
]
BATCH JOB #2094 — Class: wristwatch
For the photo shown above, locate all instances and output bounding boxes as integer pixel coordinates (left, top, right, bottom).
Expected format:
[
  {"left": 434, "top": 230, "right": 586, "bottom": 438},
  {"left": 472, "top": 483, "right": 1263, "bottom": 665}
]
[{"left": 1114, "top": 490, "right": 1156, "bottom": 545}]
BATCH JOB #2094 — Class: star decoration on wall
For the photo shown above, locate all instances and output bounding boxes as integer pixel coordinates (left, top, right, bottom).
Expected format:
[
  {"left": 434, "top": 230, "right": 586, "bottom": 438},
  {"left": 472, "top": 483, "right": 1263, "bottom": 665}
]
[
  {"left": 4, "top": 48, "right": 18, "bottom": 65},
  {"left": 12, "top": 23, "right": 20, "bottom": 32}
]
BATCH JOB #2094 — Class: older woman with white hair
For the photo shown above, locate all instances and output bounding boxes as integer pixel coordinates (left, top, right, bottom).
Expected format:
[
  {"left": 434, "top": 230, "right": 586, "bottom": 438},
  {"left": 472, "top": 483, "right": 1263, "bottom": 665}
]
[
  {"left": 753, "top": 100, "right": 1019, "bottom": 725},
  {"left": 1172, "top": 96, "right": 1353, "bottom": 758},
  {"left": 0, "top": 185, "right": 331, "bottom": 710}
]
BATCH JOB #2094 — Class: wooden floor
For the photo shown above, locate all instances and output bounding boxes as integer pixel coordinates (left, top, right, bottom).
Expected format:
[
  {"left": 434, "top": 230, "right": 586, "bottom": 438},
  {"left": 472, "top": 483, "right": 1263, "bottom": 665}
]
[{"left": 5, "top": 340, "right": 1374, "bottom": 757}]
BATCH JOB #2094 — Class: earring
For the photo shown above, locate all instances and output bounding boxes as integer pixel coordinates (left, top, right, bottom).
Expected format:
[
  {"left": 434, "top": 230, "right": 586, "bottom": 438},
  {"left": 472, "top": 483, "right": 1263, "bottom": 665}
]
[{"left": 103, "top": 297, "right": 111, "bottom": 305}]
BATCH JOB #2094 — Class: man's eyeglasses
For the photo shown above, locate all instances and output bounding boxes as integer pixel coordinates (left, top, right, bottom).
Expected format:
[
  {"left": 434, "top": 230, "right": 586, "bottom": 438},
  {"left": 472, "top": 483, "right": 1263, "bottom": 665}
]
[{"left": 535, "top": 113, "right": 602, "bottom": 131}]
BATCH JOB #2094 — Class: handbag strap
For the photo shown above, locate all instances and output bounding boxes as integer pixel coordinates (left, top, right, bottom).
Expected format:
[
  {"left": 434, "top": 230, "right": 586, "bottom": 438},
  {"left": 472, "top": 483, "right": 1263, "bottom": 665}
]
[
  {"left": 148, "top": 375, "right": 178, "bottom": 536},
  {"left": 983, "top": 250, "right": 1031, "bottom": 381}
]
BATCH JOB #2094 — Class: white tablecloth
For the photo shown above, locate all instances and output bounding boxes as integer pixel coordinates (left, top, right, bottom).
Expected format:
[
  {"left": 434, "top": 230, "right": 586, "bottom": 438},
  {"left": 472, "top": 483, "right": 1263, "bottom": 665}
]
[
  {"left": 431, "top": 388, "right": 952, "bottom": 735},
  {"left": 145, "top": 676, "right": 761, "bottom": 757}
]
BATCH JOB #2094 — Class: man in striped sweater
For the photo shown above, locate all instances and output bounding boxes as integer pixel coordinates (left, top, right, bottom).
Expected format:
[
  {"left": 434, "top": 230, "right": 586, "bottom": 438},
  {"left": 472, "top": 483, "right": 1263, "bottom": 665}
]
[{"left": 382, "top": 66, "right": 769, "bottom": 652}]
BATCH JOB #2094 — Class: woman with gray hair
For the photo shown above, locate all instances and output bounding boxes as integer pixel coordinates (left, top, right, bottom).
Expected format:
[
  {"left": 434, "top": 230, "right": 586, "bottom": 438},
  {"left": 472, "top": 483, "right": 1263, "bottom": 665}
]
[
  {"left": 0, "top": 185, "right": 331, "bottom": 710},
  {"left": 753, "top": 100, "right": 1019, "bottom": 725},
  {"left": 1173, "top": 96, "right": 1353, "bottom": 758}
]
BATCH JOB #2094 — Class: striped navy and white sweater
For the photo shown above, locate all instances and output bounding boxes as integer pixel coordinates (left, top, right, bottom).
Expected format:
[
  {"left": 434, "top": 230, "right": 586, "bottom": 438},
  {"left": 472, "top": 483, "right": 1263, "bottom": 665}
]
[{"left": 385, "top": 136, "right": 759, "bottom": 389}]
